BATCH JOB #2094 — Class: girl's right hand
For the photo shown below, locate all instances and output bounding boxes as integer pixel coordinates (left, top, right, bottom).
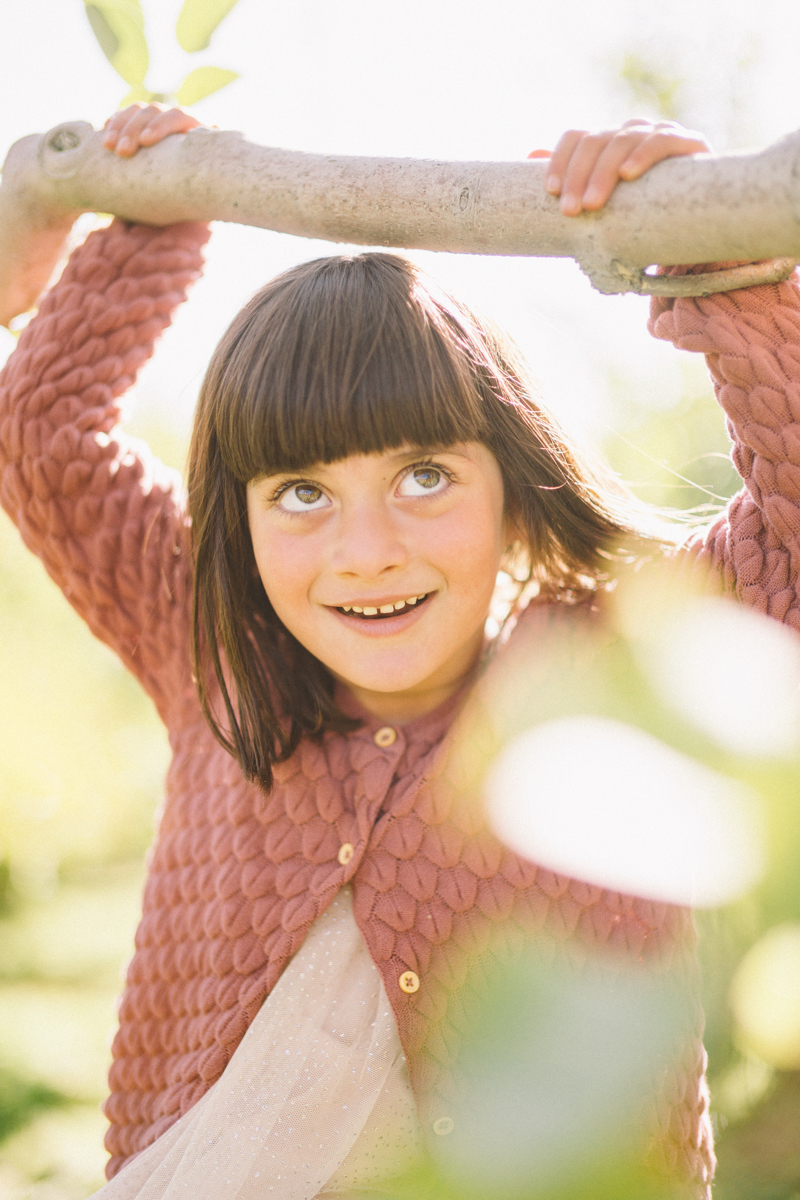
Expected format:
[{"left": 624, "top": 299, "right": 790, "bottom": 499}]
[{"left": 102, "top": 103, "right": 202, "bottom": 157}]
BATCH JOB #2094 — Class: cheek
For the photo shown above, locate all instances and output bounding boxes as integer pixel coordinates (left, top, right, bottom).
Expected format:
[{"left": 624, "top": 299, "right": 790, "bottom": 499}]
[
  {"left": 435, "top": 494, "right": 505, "bottom": 574},
  {"left": 249, "top": 526, "right": 317, "bottom": 620}
]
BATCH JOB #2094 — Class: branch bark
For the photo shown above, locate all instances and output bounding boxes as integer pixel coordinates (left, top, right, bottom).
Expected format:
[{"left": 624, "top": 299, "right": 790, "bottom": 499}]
[{"left": 2, "top": 119, "right": 800, "bottom": 326}]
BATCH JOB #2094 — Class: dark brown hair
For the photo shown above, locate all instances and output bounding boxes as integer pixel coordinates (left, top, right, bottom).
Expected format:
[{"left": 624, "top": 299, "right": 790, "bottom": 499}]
[{"left": 188, "top": 251, "right": 659, "bottom": 789}]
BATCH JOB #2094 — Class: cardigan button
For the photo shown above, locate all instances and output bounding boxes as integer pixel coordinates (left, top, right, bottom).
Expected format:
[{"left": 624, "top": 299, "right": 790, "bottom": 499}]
[
  {"left": 337, "top": 842, "right": 354, "bottom": 865},
  {"left": 373, "top": 726, "right": 397, "bottom": 747},
  {"left": 399, "top": 970, "right": 420, "bottom": 993},
  {"left": 433, "top": 1117, "right": 454, "bottom": 1136}
]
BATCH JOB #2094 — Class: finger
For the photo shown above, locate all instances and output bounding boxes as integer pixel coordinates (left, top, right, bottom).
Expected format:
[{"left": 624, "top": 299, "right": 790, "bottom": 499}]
[
  {"left": 618, "top": 128, "right": 710, "bottom": 180},
  {"left": 102, "top": 102, "right": 149, "bottom": 148},
  {"left": 138, "top": 106, "right": 201, "bottom": 145},
  {"left": 113, "top": 103, "right": 168, "bottom": 157},
  {"left": 621, "top": 117, "right": 657, "bottom": 130},
  {"left": 580, "top": 128, "right": 659, "bottom": 210},
  {"left": 527, "top": 149, "right": 551, "bottom": 159},
  {"left": 558, "top": 131, "right": 618, "bottom": 214},
  {"left": 545, "top": 129, "right": 589, "bottom": 196}
]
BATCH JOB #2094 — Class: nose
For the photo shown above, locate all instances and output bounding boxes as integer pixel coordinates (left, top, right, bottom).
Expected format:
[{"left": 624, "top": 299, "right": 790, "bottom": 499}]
[{"left": 331, "top": 500, "right": 408, "bottom": 580}]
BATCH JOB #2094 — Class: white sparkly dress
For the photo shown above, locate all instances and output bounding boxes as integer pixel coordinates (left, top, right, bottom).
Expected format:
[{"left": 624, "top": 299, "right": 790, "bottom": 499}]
[{"left": 90, "top": 888, "right": 424, "bottom": 1199}]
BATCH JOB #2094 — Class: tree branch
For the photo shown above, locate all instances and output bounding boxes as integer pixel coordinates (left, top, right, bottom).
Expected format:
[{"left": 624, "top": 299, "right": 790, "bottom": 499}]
[{"left": 2, "top": 120, "right": 800, "bottom": 326}]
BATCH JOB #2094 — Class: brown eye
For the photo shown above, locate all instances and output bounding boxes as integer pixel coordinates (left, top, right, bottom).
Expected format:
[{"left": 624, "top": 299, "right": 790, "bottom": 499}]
[
  {"left": 398, "top": 466, "right": 449, "bottom": 497},
  {"left": 278, "top": 483, "right": 330, "bottom": 512},
  {"left": 296, "top": 485, "right": 321, "bottom": 503}
]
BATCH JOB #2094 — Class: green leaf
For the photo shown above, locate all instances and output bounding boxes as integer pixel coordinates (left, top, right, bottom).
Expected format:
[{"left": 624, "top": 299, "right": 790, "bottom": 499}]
[
  {"left": 176, "top": 66, "right": 239, "bottom": 106},
  {"left": 84, "top": 0, "right": 149, "bottom": 87},
  {"left": 175, "top": 0, "right": 242, "bottom": 53}
]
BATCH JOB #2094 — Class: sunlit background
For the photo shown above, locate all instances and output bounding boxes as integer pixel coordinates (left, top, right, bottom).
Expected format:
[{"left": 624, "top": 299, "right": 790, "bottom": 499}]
[{"left": 2, "top": 1, "right": 800, "bottom": 1195}]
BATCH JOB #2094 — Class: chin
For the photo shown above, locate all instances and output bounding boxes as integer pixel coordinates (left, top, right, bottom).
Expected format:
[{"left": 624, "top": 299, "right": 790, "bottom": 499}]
[{"left": 330, "top": 660, "right": 434, "bottom": 696}]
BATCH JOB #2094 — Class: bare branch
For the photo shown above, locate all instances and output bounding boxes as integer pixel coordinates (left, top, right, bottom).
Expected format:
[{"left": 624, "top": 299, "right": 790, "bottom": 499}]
[{"left": 2, "top": 120, "right": 800, "bottom": 326}]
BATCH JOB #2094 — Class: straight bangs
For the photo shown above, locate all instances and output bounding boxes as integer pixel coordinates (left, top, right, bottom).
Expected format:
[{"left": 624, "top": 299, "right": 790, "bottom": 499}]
[{"left": 208, "top": 253, "right": 492, "bottom": 482}]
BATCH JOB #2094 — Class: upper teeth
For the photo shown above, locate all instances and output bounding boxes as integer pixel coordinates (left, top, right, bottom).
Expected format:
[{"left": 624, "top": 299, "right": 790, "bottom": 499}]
[{"left": 342, "top": 594, "right": 426, "bottom": 614}]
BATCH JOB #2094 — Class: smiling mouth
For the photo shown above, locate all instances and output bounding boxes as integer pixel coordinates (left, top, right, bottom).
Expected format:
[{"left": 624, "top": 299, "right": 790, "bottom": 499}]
[{"left": 334, "top": 593, "right": 432, "bottom": 619}]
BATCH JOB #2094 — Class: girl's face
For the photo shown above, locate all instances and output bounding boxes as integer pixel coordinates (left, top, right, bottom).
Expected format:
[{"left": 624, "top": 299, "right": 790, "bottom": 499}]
[{"left": 246, "top": 443, "right": 508, "bottom": 723}]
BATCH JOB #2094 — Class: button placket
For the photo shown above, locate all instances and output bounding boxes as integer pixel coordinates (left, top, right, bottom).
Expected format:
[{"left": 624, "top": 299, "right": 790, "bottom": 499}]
[
  {"left": 357, "top": 724, "right": 406, "bottom": 830},
  {"left": 334, "top": 725, "right": 405, "bottom": 879}
]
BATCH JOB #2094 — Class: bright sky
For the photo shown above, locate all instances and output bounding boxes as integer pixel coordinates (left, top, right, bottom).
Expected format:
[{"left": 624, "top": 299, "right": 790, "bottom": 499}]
[{"left": 2, "top": 0, "right": 800, "bottom": 446}]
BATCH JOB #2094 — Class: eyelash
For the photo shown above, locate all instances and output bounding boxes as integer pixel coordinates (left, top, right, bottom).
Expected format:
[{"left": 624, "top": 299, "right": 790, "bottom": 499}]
[
  {"left": 270, "top": 479, "right": 308, "bottom": 504},
  {"left": 269, "top": 460, "right": 456, "bottom": 506}
]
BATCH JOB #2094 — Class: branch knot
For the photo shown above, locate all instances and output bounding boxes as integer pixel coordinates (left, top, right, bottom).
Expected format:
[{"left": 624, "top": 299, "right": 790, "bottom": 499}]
[{"left": 38, "top": 123, "right": 93, "bottom": 181}]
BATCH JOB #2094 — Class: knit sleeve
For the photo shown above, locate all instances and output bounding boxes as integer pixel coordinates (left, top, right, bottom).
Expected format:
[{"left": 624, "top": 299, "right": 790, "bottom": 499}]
[
  {"left": 648, "top": 267, "right": 800, "bottom": 629},
  {"left": 0, "top": 218, "right": 210, "bottom": 717}
]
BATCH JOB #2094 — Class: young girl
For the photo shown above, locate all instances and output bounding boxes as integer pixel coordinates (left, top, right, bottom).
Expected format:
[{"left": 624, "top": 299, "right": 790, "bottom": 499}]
[{"left": 1, "top": 105, "right": 792, "bottom": 1199}]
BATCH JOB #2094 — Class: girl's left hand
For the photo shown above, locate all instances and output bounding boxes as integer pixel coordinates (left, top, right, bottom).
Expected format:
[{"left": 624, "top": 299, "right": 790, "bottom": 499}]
[
  {"left": 529, "top": 119, "right": 710, "bottom": 216},
  {"left": 102, "top": 102, "right": 202, "bottom": 157}
]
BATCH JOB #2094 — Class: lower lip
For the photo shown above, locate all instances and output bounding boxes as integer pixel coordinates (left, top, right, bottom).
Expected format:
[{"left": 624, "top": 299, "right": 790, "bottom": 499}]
[{"left": 327, "top": 596, "right": 434, "bottom": 637}]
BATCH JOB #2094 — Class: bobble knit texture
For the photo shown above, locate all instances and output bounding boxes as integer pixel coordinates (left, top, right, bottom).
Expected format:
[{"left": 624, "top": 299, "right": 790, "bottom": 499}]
[{"left": 4, "top": 225, "right": 799, "bottom": 1196}]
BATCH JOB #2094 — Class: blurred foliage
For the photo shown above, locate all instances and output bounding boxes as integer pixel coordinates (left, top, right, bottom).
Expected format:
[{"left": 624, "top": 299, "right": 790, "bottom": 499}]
[
  {"left": 82, "top": 0, "right": 241, "bottom": 108},
  {"left": 415, "top": 950, "right": 694, "bottom": 1200},
  {"left": 619, "top": 52, "right": 683, "bottom": 122},
  {"left": 0, "top": 505, "right": 170, "bottom": 884},
  {"left": 84, "top": 1, "right": 148, "bottom": 89},
  {"left": 0, "top": 1069, "right": 67, "bottom": 1144},
  {"left": 0, "top": 418, "right": 176, "bottom": 1193},
  {"left": 604, "top": 369, "right": 800, "bottom": 1196},
  {"left": 712, "top": 1073, "right": 800, "bottom": 1200},
  {"left": 176, "top": 0, "right": 241, "bottom": 53},
  {"left": 176, "top": 64, "right": 239, "bottom": 106},
  {"left": 603, "top": 356, "right": 741, "bottom": 514}
]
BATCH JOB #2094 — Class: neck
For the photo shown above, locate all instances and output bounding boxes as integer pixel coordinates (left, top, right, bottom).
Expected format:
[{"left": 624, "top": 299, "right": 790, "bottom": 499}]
[
  {"left": 340, "top": 677, "right": 464, "bottom": 725},
  {"left": 334, "top": 629, "right": 486, "bottom": 725}
]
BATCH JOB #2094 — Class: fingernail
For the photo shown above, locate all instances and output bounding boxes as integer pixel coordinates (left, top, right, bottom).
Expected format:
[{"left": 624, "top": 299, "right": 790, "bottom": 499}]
[
  {"left": 103, "top": 130, "right": 117, "bottom": 146},
  {"left": 583, "top": 187, "right": 601, "bottom": 207},
  {"left": 117, "top": 136, "right": 133, "bottom": 152},
  {"left": 561, "top": 194, "right": 580, "bottom": 215},
  {"left": 545, "top": 173, "right": 560, "bottom": 193}
]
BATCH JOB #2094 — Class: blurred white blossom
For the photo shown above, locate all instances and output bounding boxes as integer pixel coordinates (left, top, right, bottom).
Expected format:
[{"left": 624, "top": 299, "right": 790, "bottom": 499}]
[
  {"left": 486, "top": 715, "right": 765, "bottom": 906},
  {"left": 644, "top": 597, "right": 800, "bottom": 758}
]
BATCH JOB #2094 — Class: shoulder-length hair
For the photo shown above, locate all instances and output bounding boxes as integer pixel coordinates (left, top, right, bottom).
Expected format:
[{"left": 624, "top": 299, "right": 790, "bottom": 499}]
[{"left": 187, "top": 251, "right": 662, "bottom": 790}]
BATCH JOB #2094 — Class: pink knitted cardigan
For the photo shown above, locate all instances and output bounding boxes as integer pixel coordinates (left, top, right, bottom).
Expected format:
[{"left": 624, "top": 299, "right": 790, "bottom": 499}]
[{"left": 3, "top": 220, "right": 799, "bottom": 1193}]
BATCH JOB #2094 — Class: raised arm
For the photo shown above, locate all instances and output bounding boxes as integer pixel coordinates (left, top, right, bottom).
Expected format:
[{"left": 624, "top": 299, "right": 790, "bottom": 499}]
[
  {"left": 649, "top": 270, "right": 800, "bottom": 627},
  {"left": 0, "top": 215, "right": 209, "bottom": 715},
  {"left": 535, "top": 121, "right": 800, "bottom": 625}
]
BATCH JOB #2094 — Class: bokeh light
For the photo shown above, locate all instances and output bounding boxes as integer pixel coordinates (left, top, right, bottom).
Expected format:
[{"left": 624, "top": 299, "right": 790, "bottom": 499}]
[
  {"left": 640, "top": 597, "right": 800, "bottom": 758},
  {"left": 730, "top": 923, "right": 800, "bottom": 1069},
  {"left": 485, "top": 715, "right": 765, "bottom": 907}
]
